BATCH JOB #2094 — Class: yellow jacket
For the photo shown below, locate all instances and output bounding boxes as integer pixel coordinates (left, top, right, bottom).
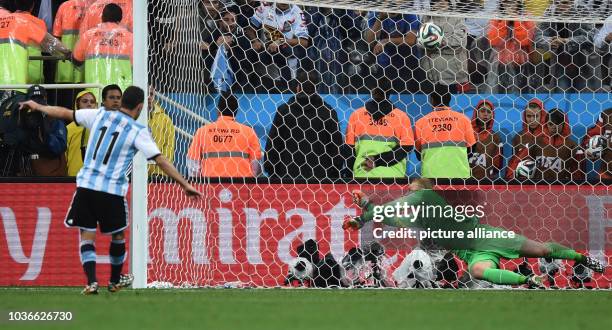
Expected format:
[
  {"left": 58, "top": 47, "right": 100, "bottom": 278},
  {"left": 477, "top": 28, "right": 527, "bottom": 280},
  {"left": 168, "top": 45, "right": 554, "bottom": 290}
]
[
  {"left": 148, "top": 103, "right": 175, "bottom": 176},
  {"left": 65, "top": 122, "right": 90, "bottom": 176}
]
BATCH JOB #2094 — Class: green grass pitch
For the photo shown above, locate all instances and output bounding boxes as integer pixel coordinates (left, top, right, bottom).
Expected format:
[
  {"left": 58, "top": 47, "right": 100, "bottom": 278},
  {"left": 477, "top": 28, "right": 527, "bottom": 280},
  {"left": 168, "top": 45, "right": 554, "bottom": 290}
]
[{"left": 1, "top": 288, "right": 611, "bottom": 330}]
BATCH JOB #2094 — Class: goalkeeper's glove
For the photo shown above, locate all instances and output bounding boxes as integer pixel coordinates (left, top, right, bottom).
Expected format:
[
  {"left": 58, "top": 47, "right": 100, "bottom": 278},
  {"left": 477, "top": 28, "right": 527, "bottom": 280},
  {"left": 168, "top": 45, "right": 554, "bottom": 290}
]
[{"left": 342, "top": 216, "right": 364, "bottom": 230}]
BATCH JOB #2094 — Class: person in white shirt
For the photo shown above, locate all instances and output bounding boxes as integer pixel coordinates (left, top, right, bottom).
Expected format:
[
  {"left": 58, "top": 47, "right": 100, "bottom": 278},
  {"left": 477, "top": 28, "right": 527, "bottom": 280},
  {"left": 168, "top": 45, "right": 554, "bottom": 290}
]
[
  {"left": 594, "top": 14, "right": 612, "bottom": 90},
  {"left": 245, "top": 2, "right": 310, "bottom": 82}
]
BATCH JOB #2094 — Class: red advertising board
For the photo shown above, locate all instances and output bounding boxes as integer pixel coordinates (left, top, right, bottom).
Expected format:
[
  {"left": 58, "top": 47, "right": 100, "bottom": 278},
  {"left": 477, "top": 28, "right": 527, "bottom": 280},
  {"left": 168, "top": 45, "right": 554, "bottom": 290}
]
[{"left": 1, "top": 183, "right": 610, "bottom": 287}]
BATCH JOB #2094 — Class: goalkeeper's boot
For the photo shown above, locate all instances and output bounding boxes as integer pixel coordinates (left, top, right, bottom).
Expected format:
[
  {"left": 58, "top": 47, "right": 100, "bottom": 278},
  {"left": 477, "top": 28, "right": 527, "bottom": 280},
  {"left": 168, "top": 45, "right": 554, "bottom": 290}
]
[
  {"left": 582, "top": 255, "right": 605, "bottom": 273},
  {"left": 108, "top": 274, "right": 134, "bottom": 293},
  {"left": 81, "top": 282, "right": 99, "bottom": 295},
  {"left": 351, "top": 190, "right": 369, "bottom": 208},
  {"left": 526, "top": 274, "right": 545, "bottom": 289},
  {"left": 342, "top": 216, "right": 364, "bottom": 231}
]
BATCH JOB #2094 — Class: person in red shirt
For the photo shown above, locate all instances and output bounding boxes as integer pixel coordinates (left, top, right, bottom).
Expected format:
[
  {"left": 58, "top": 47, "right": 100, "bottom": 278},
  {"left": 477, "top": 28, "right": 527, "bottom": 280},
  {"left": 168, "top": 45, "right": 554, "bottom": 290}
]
[{"left": 469, "top": 99, "right": 503, "bottom": 180}]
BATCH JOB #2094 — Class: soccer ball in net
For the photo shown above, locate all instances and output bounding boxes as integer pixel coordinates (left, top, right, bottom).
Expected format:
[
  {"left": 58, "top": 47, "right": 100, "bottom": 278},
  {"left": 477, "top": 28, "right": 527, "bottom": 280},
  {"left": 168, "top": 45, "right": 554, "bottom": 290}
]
[
  {"left": 515, "top": 160, "right": 536, "bottom": 179},
  {"left": 288, "top": 257, "right": 314, "bottom": 282},
  {"left": 586, "top": 135, "right": 607, "bottom": 159},
  {"left": 417, "top": 22, "right": 444, "bottom": 49}
]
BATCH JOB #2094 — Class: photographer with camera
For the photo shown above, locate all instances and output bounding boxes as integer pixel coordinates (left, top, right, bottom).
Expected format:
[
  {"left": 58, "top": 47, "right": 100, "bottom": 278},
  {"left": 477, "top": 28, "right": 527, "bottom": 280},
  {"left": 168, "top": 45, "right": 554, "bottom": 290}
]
[{"left": 0, "top": 85, "right": 67, "bottom": 177}]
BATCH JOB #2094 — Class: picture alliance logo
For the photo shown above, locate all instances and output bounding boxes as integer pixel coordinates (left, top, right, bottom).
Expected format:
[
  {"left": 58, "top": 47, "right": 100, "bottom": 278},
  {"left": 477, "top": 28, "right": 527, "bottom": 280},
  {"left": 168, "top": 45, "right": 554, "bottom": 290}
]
[{"left": 372, "top": 202, "right": 487, "bottom": 223}]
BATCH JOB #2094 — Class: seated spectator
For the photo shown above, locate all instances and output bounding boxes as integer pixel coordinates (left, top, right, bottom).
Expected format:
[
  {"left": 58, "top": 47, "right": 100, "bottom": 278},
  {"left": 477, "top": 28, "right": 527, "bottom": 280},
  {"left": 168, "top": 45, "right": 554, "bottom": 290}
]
[
  {"left": 487, "top": 0, "right": 536, "bottom": 93},
  {"left": 414, "top": 84, "right": 476, "bottom": 179},
  {"left": 506, "top": 108, "right": 584, "bottom": 182},
  {"left": 469, "top": 100, "right": 503, "bottom": 180},
  {"left": 535, "top": 0, "right": 596, "bottom": 92},
  {"left": 582, "top": 108, "right": 612, "bottom": 181},
  {"left": 187, "top": 92, "right": 261, "bottom": 178},
  {"left": 73, "top": 4, "right": 133, "bottom": 93},
  {"left": 27, "top": 85, "right": 68, "bottom": 176},
  {"left": 345, "top": 77, "right": 414, "bottom": 179},
  {"left": 203, "top": 7, "right": 255, "bottom": 92},
  {"left": 246, "top": 2, "right": 309, "bottom": 87},
  {"left": 14, "top": 0, "right": 46, "bottom": 84},
  {"left": 65, "top": 91, "right": 97, "bottom": 176},
  {"left": 101, "top": 84, "right": 122, "bottom": 111},
  {"left": 79, "top": 0, "right": 133, "bottom": 36},
  {"left": 593, "top": 14, "right": 612, "bottom": 91},
  {"left": 364, "top": 11, "right": 423, "bottom": 93},
  {"left": 147, "top": 86, "right": 175, "bottom": 178},
  {"left": 421, "top": 0, "right": 468, "bottom": 94},
  {"left": 510, "top": 99, "right": 550, "bottom": 156},
  {"left": 264, "top": 71, "right": 346, "bottom": 180}
]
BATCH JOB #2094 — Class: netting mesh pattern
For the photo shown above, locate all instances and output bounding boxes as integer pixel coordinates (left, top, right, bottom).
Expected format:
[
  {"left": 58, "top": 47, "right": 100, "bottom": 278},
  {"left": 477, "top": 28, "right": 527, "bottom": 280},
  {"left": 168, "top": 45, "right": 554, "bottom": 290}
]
[{"left": 146, "top": 0, "right": 611, "bottom": 289}]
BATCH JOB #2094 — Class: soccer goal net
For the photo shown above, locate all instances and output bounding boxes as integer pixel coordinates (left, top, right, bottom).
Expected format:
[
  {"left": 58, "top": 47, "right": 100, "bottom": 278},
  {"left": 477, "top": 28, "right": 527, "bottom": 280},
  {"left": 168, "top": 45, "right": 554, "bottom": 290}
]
[{"left": 143, "top": 0, "right": 612, "bottom": 289}]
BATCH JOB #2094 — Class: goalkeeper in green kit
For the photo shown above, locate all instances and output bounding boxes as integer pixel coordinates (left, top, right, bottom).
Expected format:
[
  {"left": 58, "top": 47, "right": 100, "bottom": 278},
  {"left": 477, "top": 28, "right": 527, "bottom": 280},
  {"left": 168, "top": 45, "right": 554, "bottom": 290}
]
[{"left": 343, "top": 178, "right": 606, "bottom": 288}]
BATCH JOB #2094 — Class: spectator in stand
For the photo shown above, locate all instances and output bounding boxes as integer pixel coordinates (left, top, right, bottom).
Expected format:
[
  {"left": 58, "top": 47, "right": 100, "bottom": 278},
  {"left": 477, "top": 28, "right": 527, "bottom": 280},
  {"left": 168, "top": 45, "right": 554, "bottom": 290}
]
[
  {"left": 304, "top": 7, "right": 353, "bottom": 94},
  {"left": 26, "top": 85, "right": 68, "bottom": 176},
  {"left": 14, "top": 0, "right": 46, "bottom": 84},
  {"left": 65, "top": 91, "right": 97, "bottom": 176},
  {"left": 582, "top": 108, "right": 612, "bottom": 182},
  {"left": 264, "top": 71, "right": 346, "bottom": 180},
  {"left": 535, "top": 0, "right": 596, "bottom": 92},
  {"left": 414, "top": 84, "right": 476, "bottom": 179},
  {"left": 465, "top": 0, "right": 498, "bottom": 92},
  {"left": 421, "top": 0, "right": 469, "bottom": 94},
  {"left": 345, "top": 77, "right": 414, "bottom": 179},
  {"left": 487, "top": 0, "right": 536, "bottom": 93},
  {"left": 187, "top": 92, "right": 261, "bottom": 178},
  {"left": 469, "top": 100, "right": 504, "bottom": 180},
  {"left": 201, "top": 7, "right": 254, "bottom": 92},
  {"left": 0, "top": 1, "right": 70, "bottom": 96},
  {"left": 506, "top": 108, "right": 584, "bottom": 183},
  {"left": 101, "top": 84, "right": 122, "bottom": 111},
  {"left": 509, "top": 99, "right": 550, "bottom": 157},
  {"left": 147, "top": 86, "right": 175, "bottom": 178},
  {"left": 73, "top": 4, "right": 133, "bottom": 93},
  {"left": 593, "top": 14, "right": 612, "bottom": 91},
  {"left": 245, "top": 2, "right": 309, "bottom": 87},
  {"left": 79, "top": 0, "right": 132, "bottom": 36},
  {"left": 364, "top": 11, "right": 423, "bottom": 93}
]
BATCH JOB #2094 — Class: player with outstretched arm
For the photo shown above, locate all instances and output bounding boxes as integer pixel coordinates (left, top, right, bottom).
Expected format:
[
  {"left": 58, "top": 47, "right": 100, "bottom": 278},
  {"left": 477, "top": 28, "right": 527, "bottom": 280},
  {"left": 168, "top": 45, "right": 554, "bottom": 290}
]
[
  {"left": 343, "top": 178, "right": 605, "bottom": 288},
  {"left": 21, "top": 86, "right": 201, "bottom": 295}
]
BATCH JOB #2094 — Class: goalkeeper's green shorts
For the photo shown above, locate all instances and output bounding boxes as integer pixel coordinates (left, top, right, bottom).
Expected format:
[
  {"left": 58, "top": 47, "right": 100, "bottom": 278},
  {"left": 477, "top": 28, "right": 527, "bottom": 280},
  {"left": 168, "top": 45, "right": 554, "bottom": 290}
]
[{"left": 454, "top": 225, "right": 528, "bottom": 271}]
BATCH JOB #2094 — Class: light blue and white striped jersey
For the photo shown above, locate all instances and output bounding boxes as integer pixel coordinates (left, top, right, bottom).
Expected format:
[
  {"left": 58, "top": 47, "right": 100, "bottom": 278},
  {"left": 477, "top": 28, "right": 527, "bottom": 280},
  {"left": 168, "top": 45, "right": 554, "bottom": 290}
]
[{"left": 75, "top": 108, "right": 161, "bottom": 196}]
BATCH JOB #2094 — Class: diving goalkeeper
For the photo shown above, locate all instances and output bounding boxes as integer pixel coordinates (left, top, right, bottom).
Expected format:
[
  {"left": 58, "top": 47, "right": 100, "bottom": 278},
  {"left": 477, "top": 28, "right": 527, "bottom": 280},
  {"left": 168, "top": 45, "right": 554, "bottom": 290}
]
[{"left": 343, "top": 178, "right": 606, "bottom": 287}]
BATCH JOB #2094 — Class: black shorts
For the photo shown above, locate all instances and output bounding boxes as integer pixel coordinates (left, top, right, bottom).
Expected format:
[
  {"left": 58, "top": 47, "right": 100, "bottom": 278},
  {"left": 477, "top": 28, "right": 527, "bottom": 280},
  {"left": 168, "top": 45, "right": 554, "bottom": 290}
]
[{"left": 65, "top": 188, "right": 128, "bottom": 235}]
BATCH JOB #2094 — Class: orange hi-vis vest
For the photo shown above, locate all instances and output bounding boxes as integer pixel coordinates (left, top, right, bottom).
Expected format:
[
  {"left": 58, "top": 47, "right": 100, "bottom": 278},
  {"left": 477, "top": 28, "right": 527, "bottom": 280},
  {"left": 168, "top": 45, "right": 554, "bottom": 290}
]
[
  {"left": 187, "top": 116, "right": 262, "bottom": 177},
  {"left": 345, "top": 107, "right": 414, "bottom": 178},
  {"left": 14, "top": 12, "right": 46, "bottom": 84},
  {"left": 53, "top": 0, "right": 95, "bottom": 82},
  {"left": 0, "top": 12, "right": 47, "bottom": 85},
  {"left": 414, "top": 107, "right": 476, "bottom": 178},
  {"left": 79, "top": 0, "right": 133, "bottom": 36},
  {"left": 73, "top": 22, "right": 133, "bottom": 92}
]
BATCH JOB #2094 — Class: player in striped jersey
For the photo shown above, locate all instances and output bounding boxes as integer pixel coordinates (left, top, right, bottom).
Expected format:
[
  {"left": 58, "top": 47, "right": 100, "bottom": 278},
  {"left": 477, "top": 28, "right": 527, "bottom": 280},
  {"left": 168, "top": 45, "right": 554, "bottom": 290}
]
[{"left": 21, "top": 86, "right": 201, "bottom": 295}]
